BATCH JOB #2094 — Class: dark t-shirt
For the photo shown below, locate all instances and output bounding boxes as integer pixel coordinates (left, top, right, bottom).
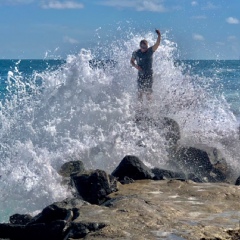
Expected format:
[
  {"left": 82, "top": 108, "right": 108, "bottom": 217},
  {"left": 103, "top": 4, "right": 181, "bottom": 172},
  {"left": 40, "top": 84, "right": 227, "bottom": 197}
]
[{"left": 132, "top": 47, "right": 154, "bottom": 76}]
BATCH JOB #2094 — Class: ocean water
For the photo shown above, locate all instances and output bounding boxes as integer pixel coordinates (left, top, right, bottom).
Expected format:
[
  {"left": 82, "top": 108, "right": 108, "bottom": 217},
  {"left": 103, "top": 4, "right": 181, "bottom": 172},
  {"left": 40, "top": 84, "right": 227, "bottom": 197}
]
[{"left": 0, "top": 33, "right": 240, "bottom": 222}]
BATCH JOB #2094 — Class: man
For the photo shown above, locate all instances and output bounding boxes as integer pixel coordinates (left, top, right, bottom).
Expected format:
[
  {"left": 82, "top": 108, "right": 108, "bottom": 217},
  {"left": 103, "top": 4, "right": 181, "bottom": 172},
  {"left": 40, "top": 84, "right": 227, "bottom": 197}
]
[{"left": 130, "top": 29, "right": 161, "bottom": 105}]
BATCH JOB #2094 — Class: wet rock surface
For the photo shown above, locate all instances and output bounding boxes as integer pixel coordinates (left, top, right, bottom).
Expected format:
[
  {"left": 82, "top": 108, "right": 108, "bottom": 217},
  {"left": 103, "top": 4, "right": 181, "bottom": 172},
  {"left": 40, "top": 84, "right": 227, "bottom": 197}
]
[
  {"left": 101, "top": 180, "right": 240, "bottom": 240},
  {"left": 2, "top": 180, "right": 240, "bottom": 239}
]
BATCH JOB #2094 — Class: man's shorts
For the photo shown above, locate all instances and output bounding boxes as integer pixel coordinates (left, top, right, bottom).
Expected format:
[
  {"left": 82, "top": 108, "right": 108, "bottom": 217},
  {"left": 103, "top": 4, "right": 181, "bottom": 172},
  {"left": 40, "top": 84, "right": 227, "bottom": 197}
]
[{"left": 137, "top": 74, "right": 153, "bottom": 93}]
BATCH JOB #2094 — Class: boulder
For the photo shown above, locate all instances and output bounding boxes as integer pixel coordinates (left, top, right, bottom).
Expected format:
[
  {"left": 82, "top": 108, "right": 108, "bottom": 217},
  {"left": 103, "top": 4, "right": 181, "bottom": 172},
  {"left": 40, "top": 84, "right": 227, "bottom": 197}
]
[
  {"left": 174, "top": 147, "right": 227, "bottom": 182},
  {"left": 72, "top": 169, "right": 118, "bottom": 204},
  {"left": 118, "top": 176, "right": 135, "bottom": 185},
  {"left": 163, "top": 117, "right": 181, "bottom": 148},
  {"left": 111, "top": 155, "right": 154, "bottom": 181},
  {"left": 9, "top": 213, "right": 32, "bottom": 225},
  {"left": 152, "top": 167, "right": 186, "bottom": 180},
  {"left": 0, "top": 221, "right": 65, "bottom": 240},
  {"left": 28, "top": 198, "right": 88, "bottom": 225},
  {"left": 59, "top": 160, "right": 85, "bottom": 177},
  {"left": 235, "top": 176, "right": 240, "bottom": 185},
  {"left": 66, "top": 222, "right": 106, "bottom": 239}
]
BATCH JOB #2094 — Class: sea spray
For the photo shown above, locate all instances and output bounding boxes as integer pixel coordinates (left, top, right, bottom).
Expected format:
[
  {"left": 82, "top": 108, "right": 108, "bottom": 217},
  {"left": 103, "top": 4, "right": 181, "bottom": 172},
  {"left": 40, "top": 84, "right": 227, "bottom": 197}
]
[{"left": 0, "top": 32, "right": 239, "bottom": 222}]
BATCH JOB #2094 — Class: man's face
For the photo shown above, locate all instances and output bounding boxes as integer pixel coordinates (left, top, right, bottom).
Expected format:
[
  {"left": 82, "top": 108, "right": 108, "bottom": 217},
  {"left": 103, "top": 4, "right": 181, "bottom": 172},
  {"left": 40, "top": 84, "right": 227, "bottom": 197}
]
[{"left": 140, "top": 43, "right": 148, "bottom": 52}]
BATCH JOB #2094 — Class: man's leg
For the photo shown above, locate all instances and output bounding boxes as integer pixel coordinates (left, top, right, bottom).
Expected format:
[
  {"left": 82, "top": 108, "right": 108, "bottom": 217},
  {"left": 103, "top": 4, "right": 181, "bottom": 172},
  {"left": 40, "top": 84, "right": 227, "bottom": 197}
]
[
  {"left": 137, "top": 78, "right": 144, "bottom": 107},
  {"left": 146, "top": 92, "right": 152, "bottom": 102},
  {"left": 138, "top": 90, "right": 144, "bottom": 103},
  {"left": 146, "top": 76, "right": 153, "bottom": 106}
]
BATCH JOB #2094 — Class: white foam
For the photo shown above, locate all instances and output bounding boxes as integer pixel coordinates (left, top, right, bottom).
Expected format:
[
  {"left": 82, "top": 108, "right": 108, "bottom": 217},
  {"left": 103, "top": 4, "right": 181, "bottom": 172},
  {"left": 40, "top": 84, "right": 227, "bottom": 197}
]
[{"left": 0, "top": 31, "right": 239, "bottom": 222}]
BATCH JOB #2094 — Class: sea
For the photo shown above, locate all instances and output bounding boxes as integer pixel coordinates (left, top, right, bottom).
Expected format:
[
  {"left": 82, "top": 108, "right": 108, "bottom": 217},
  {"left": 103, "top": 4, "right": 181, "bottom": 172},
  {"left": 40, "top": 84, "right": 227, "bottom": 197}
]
[{"left": 0, "top": 32, "right": 240, "bottom": 222}]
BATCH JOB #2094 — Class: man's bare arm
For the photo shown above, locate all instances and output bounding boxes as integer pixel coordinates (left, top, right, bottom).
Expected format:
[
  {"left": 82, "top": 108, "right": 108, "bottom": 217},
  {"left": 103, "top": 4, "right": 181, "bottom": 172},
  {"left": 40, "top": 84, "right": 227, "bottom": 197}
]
[
  {"left": 130, "top": 57, "right": 142, "bottom": 71},
  {"left": 152, "top": 29, "right": 161, "bottom": 52}
]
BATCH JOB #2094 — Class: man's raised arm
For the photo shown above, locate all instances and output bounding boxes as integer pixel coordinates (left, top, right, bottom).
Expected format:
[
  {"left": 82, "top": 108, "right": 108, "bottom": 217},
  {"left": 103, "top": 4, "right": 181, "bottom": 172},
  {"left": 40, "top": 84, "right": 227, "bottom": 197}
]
[{"left": 152, "top": 29, "right": 161, "bottom": 52}]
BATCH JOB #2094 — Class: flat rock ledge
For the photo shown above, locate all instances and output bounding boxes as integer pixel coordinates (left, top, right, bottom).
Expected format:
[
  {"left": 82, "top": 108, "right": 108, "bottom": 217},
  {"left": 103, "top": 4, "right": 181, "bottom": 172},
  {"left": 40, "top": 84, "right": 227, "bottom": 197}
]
[{"left": 1, "top": 155, "right": 240, "bottom": 240}]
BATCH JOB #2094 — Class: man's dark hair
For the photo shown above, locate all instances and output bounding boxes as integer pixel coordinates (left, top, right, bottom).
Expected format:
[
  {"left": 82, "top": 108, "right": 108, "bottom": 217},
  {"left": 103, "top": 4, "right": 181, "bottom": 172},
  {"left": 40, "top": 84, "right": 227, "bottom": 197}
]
[{"left": 140, "top": 40, "right": 148, "bottom": 46}]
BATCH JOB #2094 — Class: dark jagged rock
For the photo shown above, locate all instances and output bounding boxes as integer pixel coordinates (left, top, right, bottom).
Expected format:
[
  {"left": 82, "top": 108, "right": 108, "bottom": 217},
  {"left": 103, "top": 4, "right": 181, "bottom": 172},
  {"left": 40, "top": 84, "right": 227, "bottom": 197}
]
[
  {"left": 72, "top": 169, "right": 118, "bottom": 204},
  {"left": 59, "top": 160, "right": 85, "bottom": 177},
  {"left": 163, "top": 117, "right": 181, "bottom": 147},
  {"left": 176, "top": 147, "right": 212, "bottom": 174},
  {"left": 174, "top": 147, "right": 227, "bottom": 182},
  {"left": 66, "top": 222, "right": 106, "bottom": 239},
  {"left": 112, "top": 155, "right": 154, "bottom": 181},
  {"left": 119, "top": 176, "right": 135, "bottom": 185},
  {"left": 235, "top": 176, "right": 240, "bottom": 185},
  {"left": 9, "top": 213, "right": 32, "bottom": 225},
  {"left": 0, "top": 221, "right": 65, "bottom": 240},
  {"left": 0, "top": 198, "right": 90, "bottom": 240},
  {"left": 28, "top": 204, "right": 71, "bottom": 225},
  {"left": 28, "top": 198, "right": 88, "bottom": 225},
  {"left": 0, "top": 223, "right": 26, "bottom": 239},
  {"left": 152, "top": 167, "right": 186, "bottom": 180},
  {"left": 187, "top": 173, "right": 203, "bottom": 183}
]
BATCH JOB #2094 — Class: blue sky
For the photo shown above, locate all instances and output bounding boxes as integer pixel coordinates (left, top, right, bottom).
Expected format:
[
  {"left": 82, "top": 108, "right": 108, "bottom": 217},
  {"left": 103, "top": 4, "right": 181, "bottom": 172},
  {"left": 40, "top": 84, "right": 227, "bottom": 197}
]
[{"left": 0, "top": 0, "right": 239, "bottom": 59}]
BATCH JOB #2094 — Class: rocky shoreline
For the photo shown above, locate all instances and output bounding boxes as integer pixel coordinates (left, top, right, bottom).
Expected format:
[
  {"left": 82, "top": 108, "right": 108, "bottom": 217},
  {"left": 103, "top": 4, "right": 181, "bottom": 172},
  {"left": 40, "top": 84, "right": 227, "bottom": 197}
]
[
  {"left": 1, "top": 154, "right": 240, "bottom": 240},
  {"left": 1, "top": 118, "right": 240, "bottom": 239}
]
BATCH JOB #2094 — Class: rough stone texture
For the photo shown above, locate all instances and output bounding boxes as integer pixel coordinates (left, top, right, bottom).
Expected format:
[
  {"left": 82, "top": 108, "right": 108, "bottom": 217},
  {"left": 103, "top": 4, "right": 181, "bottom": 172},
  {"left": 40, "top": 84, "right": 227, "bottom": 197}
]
[
  {"left": 9, "top": 214, "right": 32, "bottom": 225},
  {"left": 72, "top": 180, "right": 240, "bottom": 240},
  {"left": 118, "top": 176, "right": 135, "bottom": 185},
  {"left": 0, "top": 198, "right": 89, "bottom": 240},
  {"left": 66, "top": 222, "right": 106, "bottom": 239},
  {"left": 151, "top": 167, "right": 186, "bottom": 180},
  {"left": 28, "top": 197, "right": 88, "bottom": 226},
  {"left": 59, "top": 160, "right": 85, "bottom": 177},
  {"left": 111, "top": 155, "right": 154, "bottom": 181},
  {"left": 2, "top": 180, "right": 240, "bottom": 239},
  {"left": 174, "top": 147, "right": 227, "bottom": 182},
  {"left": 157, "top": 117, "right": 230, "bottom": 184},
  {"left": 72, "top": 169, "right": 118, "bottom": 204},
  {"left": 163, "top": 117, "right": 181, "bottom": 148},
  {"left": 0, "top": 221, "right": 65, "bottom": 240},
  {"left": 235, "top": 176, "right": 240, "bottom": 185}
]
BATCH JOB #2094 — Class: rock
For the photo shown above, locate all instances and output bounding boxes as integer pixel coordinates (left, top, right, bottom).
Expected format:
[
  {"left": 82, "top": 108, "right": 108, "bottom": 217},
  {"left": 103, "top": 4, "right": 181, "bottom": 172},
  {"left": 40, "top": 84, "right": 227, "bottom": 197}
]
[
  {"left": 2, "top": 179, "right": 240, "bottom": 239},
  {"left": 73, "top": 180, "right": 240, "bottom": 239},
  {"left": 163, "top": 117, "right": 181, "bottom": 147},
  {"left": 28, "top": 198, "right": 88, "bottom": 225},
  {"left": 72, "top": 169, "right": 118, "bottom": 204},
  {"left": 174, "top": 147, "right": 227, "bottom": 182},
  {"left": 59, "top": 160, "right": 85, "bottom": 177},
  {"left": 0, "top": 221, "right": 65, "bottom": 240},
  {"left": 28, "top": 205, "right": 71, "bottom": 225},
  {"left": 66, "top": 222, "right": 106, "bottom": 239},
  {"left": 235, "top": 176, "right": 240, "bottom": 185},
  {"left": 151, "top": 167, "right": 186, "bottom": 180},
  {"left": 225, "top": 229, "right": 240, "bottom": 240},
  {"left": 118, "top": 176, "right": 135, "bottom": 185},
  {"left": 9, "top": 213, "right": 32, "bottom": 225},
  {"left": 187, "top": 173, "right": 203, "bottom": 182},
  {"left": 0, "top": 223, "right": 26, "bottom": 239},
  {"left": 111, "top": 155, "right": 154, "bottom": 181},
  {"left": 0, "top": 197, "right": 91, "bottom": 240}
]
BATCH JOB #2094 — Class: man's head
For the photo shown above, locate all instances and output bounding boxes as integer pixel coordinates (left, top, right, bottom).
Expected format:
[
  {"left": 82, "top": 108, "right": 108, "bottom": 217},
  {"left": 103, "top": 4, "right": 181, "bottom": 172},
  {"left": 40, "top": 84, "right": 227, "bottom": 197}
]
[{"left": 140, "top": 40, "right": 148, "bottom": 52}]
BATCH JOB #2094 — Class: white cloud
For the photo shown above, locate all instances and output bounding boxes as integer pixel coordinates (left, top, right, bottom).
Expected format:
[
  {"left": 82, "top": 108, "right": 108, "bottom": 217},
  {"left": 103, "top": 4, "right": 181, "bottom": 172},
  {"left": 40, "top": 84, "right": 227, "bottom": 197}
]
[
  {"left": 191, "top": 1, "right": 198, "bottom": 6},
  {"left": 41, "top": 1, "right": 84, "bottom": 9},
  {"left": 202, "top": 2, "right": 219, "bottom": 10},
  {"left": 99, "top": 0, "right": 167, "bottom": 12},
  {"left": 226, "top": 17, "right": 239, "bottom": 24},
  {"left": 137, "top": 2, "right": 165, "bottom": 12},
  {"left": 193, "top": 34, "right": 204, "bottom": 41},
  {"left": 191, "top": 15, "right": 207, "bottom": 20},
  {"left": 228, "top": 35, "right": 237, "bottom": 41},
  {"left": 63, "top": 36, "right": 79, "bottom": 44}
]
